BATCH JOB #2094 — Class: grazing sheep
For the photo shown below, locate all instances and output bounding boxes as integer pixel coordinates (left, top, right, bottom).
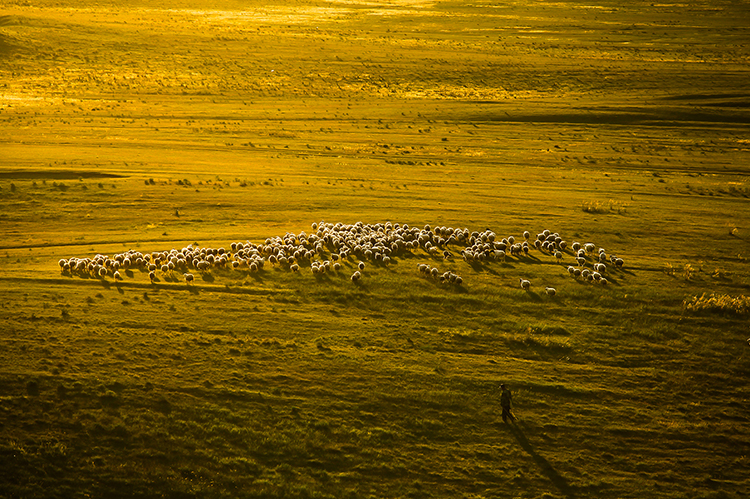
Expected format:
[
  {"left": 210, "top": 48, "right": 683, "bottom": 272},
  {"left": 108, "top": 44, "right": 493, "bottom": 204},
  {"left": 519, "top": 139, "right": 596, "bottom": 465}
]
[
  {"left": 358, "top": 261, "right": 365, "bottom": 271},
  {"left": 184, "top": 273, "right": 195, "bottom": 284},
  {"left": 576, "top": 257, "right": 586, "bottom": 267},
  {"left": 545, "top": 287, "right": 556, "bottom": 297},
  {"left": 520, "top": 278, "right": 531, "bottom": 290},
  {"left": 113, "top": 270, "right": 122, "bottom": 281},
  {"left": 555, "top": 250, "right": 563, "bottom": 263}
]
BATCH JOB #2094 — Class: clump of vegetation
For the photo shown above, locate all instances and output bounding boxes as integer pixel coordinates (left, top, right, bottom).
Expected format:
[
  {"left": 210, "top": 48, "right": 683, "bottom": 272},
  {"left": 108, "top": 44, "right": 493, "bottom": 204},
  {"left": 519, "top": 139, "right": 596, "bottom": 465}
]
[
  {"left": 664, "top": 262, "right": 675, "bottom": 276},
  {"left": 683, "top": 263, "right": 695, "bottom": 280},
  {"left": 683, "top": 293, "right": 750, "bottom": 316},
  {"left": 581, "top": 199, "right": 628, "bottom": 214}
]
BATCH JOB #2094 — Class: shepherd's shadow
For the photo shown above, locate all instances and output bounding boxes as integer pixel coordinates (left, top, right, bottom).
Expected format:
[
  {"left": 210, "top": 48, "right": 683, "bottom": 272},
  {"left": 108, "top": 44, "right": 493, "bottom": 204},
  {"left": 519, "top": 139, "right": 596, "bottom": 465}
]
[{"left": 508, "top": 421, "right": 575, "bottom": 498}]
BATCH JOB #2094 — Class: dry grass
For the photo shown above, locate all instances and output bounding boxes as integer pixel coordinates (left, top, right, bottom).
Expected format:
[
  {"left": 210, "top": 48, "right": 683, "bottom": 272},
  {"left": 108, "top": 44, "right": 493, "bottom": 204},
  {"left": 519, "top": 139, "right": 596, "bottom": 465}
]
[
  {"left": 683, "top": 293, "right": 750, "bottom": 316},
  {"left": 1, "top": 1, "right": 750, "bottom": 498}
]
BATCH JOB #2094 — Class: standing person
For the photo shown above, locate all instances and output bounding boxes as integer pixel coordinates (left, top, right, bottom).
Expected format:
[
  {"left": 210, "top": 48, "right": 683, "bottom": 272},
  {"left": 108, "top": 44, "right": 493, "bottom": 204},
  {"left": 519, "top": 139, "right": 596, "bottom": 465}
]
[{"left": 500, "top": 383, "right": 516, "bottom": 423}]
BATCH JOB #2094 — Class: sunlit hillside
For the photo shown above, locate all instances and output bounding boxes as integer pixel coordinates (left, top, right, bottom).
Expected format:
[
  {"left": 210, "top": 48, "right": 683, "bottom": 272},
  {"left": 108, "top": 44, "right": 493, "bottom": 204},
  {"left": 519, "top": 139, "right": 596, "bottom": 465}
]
[{"left": 1, "top": 1, "right": 749, "bottom": 498}]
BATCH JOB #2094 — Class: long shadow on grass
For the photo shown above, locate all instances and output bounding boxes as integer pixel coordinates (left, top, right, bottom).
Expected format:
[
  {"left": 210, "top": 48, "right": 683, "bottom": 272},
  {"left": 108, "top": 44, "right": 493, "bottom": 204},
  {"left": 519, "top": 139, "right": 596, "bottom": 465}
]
[{"left": 508, "top": 421, "right": 575, "bottom": 498}]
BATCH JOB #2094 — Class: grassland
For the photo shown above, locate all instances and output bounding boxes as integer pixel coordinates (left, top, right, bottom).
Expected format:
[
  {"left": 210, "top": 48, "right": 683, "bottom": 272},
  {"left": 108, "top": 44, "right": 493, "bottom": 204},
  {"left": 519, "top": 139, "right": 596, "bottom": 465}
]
[{"left": 1, "top": 0, "right": 750, "bottom": 497}]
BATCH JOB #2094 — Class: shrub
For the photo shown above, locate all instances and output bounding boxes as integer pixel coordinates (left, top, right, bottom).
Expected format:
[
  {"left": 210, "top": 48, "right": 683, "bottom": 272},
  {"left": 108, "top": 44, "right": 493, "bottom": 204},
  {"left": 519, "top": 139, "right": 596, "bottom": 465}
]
[
  {"left": 581, "top": 199, "right": 628, "bottom": 214},
  {"left": 683, "top": 293, "right": 750, "bottom": 316}
]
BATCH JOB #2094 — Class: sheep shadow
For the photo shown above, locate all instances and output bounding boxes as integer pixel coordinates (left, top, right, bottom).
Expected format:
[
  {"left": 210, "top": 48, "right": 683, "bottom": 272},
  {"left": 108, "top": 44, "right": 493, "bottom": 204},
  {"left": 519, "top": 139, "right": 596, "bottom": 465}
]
[
  {"left": 523, "top": 290, "right": 543, "bottom": 302},
  {"left": 247, "top": 272, "right": 265, "bottom": 284},
  {"left": 507, "top": 421, "right": 575, "bottom": 498},
  {"left": 201, "top": 273, "right": 215, "bottom": 283}
]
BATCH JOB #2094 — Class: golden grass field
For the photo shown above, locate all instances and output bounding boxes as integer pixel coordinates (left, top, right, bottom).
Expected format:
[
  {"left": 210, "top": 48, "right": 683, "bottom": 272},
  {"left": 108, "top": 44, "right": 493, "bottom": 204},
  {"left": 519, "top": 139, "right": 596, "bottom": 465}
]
[{"left": 1, "top": 0, "right": 750, "bottom": 497}]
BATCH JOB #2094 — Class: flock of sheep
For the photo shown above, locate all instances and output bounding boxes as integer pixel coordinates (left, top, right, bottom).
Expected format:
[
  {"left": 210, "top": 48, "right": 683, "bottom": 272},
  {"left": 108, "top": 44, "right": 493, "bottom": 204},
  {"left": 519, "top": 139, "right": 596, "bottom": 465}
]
[{"left": 57, "top": 221, "right": 625, "bottom": 294}]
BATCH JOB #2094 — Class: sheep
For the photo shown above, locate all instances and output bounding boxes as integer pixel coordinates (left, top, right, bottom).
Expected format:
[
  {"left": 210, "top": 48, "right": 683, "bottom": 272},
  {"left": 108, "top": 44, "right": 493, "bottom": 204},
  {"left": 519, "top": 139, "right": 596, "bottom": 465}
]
[
  {"left": 545, "top": 287, "right": 556, "bottom": 297},
  {"left": 358, "top": 261, "right": 365, "bottom": 271},
  {"left": 290, "top": 263, "right": 300, "bottom": 272},
  {"left": 520, "top": 278, "right": 531, "bottom": 290},
  {"left": 594, "top": 263, "right": 607, "bottom": 273},
  {"left": 184, "top": 273, "right": 195, "bottom": 284},
  {"left": 114, "top": 270, "right": 122, "bottom": 281},
  {"left": 523, "top": 231, "right": 530, "bottom": 240},
  {"left": 351, "top": 271, "right": 361, "bottom": 282},
  {"left": 555, "top": 250, "right": 563, "bottom": 263},
  {"left": 576, "top": 257, "right": 586, "bottom": 267}
]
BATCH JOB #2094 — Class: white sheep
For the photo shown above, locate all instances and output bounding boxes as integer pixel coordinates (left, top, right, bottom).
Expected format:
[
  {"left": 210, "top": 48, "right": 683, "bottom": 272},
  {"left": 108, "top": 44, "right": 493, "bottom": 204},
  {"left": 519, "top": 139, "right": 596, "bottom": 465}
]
[
  {"left": 184, "top": 273, "right": 194, "bottom": 284},
  {"left": 545, "top": 287, "right": 556, "bottom": 296},
  {"left": 520, "top": 278, "right": 531, "bottom": 290}
]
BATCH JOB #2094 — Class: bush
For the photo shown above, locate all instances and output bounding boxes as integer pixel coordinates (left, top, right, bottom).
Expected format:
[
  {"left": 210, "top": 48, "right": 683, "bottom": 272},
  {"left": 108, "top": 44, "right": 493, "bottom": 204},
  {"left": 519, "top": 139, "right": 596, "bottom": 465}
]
[
  {"left": 683, "top": 293, "right": 750, "bottom": 316},
  {"left": 581, "top": 199, "right": 628, "bottom": 214}
]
